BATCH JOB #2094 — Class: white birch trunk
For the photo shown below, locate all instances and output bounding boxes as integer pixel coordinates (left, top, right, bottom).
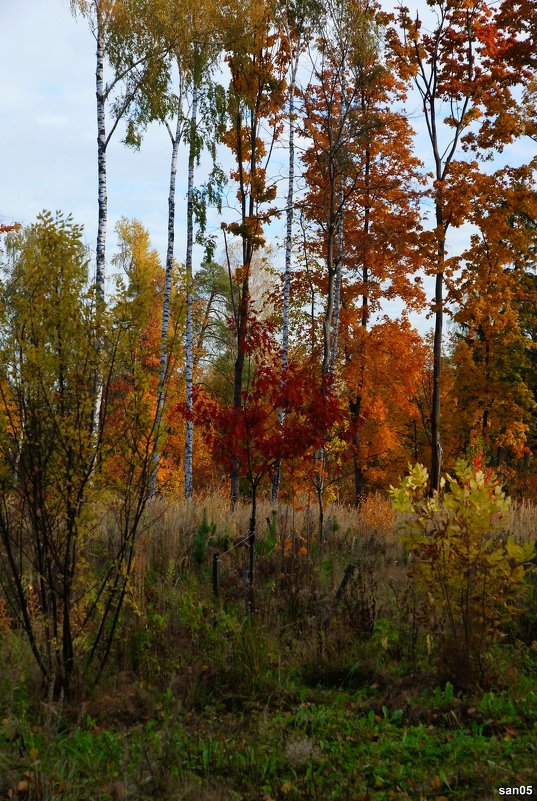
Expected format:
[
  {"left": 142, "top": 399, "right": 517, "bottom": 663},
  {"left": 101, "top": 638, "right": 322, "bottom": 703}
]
[
  {"left": 91, "top": 17, "right": 107, "bottom": 441},
  {"left": 271, "top": 45, "right": 299, "bottom": 502},
  {"left": 148, "top": 107, "right": 183, "bottom": 498},
  {"left": 317, "top": 45, "right": 347, "bottom": 532},
  {"left": 328, "top": 64, "right": 346, "bottom": 375},
  {"left": 184, "top": 82, "right": 199, "bottom": 500},
  {"left": 328, "top": 200, "right": 343, "bottom": 374},
  {"left": 95, "top": 18, "right": 107, "bottom": 305}
]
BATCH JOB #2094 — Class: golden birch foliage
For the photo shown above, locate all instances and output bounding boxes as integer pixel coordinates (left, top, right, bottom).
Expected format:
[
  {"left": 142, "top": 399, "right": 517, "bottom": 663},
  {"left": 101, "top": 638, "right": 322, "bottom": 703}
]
[
  {"left": 106, "top": 219, "right": 184, "bottom": 492},
  {"left": 0, "top": 212, "right": 102, "bottom": 691}
]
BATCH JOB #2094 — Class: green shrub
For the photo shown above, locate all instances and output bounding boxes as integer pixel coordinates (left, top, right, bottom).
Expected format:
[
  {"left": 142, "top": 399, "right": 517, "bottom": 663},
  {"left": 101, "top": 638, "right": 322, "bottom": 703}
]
[{"left": 391, "top": 459, "right": 535, "bottom": 686}]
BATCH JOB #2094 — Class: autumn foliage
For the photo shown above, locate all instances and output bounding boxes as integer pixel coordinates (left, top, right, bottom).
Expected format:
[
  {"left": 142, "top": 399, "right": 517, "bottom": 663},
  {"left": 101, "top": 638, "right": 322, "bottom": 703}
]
[{"left": 2, "top": 0, "right": 537, "bottom": 701}]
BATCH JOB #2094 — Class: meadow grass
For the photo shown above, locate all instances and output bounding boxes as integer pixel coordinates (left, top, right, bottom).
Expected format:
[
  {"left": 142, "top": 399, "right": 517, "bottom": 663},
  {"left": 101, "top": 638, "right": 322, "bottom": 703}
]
[{"left": 1, "top": 492, "right": 536, "bottom": 800}]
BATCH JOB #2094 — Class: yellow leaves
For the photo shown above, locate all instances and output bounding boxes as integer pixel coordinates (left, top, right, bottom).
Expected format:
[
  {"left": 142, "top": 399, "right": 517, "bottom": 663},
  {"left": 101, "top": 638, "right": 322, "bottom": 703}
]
[
  {"left": 390, "top": 462, "right": 429, "bottom": 513},
  {"left": 406, "top": 462, "right": 429, "bottom": 492},
  {"left": 505, "top": 536, "right": 535, "bottom": 564},
  {"left": 392, "top": 458, "right": 535, "bottom": 675}
]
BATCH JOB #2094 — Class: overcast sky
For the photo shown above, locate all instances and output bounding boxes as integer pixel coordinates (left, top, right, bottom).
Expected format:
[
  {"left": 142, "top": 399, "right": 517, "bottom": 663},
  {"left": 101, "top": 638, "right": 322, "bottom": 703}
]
[{"left": 1, "top": 1, "right": 535, "bottom": 333}]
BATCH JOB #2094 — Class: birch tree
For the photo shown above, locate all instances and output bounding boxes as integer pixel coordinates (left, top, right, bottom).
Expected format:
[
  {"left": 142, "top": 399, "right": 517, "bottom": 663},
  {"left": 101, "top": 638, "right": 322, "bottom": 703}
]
[
  {"left": 70, "top": 0, "right": 167, "bottom": 445},
  {"left": 0, "top": 214, "right": 169, "bottom": 694},
  {"left": 70, "top": 0, "right": 162, "bottom": 302},
  {"left": 271, "top": 0, "right": 315, "bottom": 501},
  {"left": 131, "top": 0, "right": 224, "bottom": 498},
  {"left": 300, "top": 0, "right": 376, "bottom": 378}
]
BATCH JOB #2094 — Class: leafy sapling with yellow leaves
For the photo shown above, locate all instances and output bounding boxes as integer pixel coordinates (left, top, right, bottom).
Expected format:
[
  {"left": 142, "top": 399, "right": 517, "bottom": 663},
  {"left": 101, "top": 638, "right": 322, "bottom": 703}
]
[{"left": 391, "top": 457, "right": 535, "bottom": 686}]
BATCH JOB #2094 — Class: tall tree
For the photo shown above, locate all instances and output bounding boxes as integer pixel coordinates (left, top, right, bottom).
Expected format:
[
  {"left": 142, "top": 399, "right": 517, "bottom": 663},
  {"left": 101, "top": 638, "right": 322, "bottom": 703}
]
[
  {"left": 70, "top": 0, "right": 167, "bottom": 444},
  {"left": 393, "top": 0, "right": 533, "bottom": 492},
  {"left": 451, "top": 166, "right": 537, "bottom": 465},
  {"left": 183, "top": 49, "right": 225, "bottom": 500},
  {"left": 129, "top": 0, "right": 224, "bottom": 498},
  {"left": 70, "top": 0, "right": 161, "bottom": 301},
  {"left": 299, "top": 0, "right": 425, "bottom": 503},
  {"left": 300, "top": 0, "right": 366, "bottom": 377},
  {"left": 220, "top": 0, "right": 288, "bottom": 504},
  {"left": 271, "top": 0, "right": 316, "bottom": 501}
]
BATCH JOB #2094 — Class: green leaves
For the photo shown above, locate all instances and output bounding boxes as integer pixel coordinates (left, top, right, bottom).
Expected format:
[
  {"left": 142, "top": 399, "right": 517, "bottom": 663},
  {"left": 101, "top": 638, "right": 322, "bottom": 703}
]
[{"left": 391, "top": 458, "right": 535, "bottom": 684}]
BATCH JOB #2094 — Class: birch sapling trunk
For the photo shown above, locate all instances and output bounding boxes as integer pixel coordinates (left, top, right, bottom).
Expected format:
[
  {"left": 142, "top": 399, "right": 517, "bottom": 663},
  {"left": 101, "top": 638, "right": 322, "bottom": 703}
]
[
  {"left": 185, "top": 81, "right": 199, "bottom": 500},
  {"left": 317, "top": 169, "right": 343, "bottom": 531},
  {"left": 271, "top": 45, "right": 299, "bottom": 502},
  {"left": 328, "top": 63, "right": 346, "bottom": 375},
  {"left": 315, "top": 139, "right": 337, "bottom": 541},
  {"left": 317, "top": 66, "right": 345, "bottom": 530},
  {"left": 92, "top": 18, "right": 107, "bottom": 439},
  {"left": 95, "top": 20, "right": 107, "bottom": 305},
  {"left": 148, "top": 107, "right": 183, "bottom": 497}
]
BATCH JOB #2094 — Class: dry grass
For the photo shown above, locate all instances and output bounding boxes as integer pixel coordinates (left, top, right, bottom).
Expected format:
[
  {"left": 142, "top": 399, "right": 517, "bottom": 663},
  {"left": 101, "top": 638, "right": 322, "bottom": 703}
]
[
  {"left": 100, "top": 493, "right": 389, "bottom": 624},
  {"left": 140, "top": 491, "right": 396, "bottom": 551},
  {"left": 506, "top": 498, "right": 537, "bottom": 545},
  {"left": 121, "top": 492, "right": 406, "bottom": 673}
]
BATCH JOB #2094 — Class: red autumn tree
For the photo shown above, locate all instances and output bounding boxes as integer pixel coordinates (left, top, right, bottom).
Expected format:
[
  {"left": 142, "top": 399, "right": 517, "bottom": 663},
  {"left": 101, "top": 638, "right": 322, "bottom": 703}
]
[
  {"left": 219, "top": 0, "right": 289, "bottom": 504},
  {"left": 391, "top": 0, "right": 534, "bottom": 492},
  {"left": 299, "top": 0, "right": 427, "bottom": 502},
  {"left": 193, "top": 313, "right": 341, "bottom": 589}
]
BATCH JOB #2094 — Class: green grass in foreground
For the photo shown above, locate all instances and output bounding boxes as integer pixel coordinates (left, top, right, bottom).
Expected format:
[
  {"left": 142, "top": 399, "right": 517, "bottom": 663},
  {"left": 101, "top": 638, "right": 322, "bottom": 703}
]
[{"left": 1, "top": 672, "right": 536, "bottom": 801}]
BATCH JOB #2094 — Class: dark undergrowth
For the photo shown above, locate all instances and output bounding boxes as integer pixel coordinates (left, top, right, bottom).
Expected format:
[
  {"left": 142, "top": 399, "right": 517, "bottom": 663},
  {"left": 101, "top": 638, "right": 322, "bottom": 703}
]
[{"left": 1, "top": 495, "right": 536, "bottom": 800}]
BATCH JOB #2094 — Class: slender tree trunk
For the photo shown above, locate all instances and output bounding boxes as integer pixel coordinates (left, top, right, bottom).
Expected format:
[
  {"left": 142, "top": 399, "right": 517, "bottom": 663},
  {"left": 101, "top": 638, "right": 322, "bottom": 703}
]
[
  {"left": 148, "top": 108, "right": 182, "bottom": 498},
  {"left": 317, "top": 100, "right": 340, "bottom": 537},
  {"left": 350, "top": 388, "right": 366, "bottom": 504},
  {"left": 231, "top": 100, "right": 255, "bottom": 507},
  {"left": 247, "top": 481, "right": 257, "bottom": 615},
  {"left": 318, "top": 186, "right": 343, "bottom": 521},
  {"left": 329, "top": 198, "right": 343, "bottom": 373},
  {"left": 322, "top": 223, "right": 337, "bottom": 377},
  {"left": 231, "top": 284, "right": 248, "bottom": 506},
  {"left": 316, "top": 212, "right": 335, "bottom": 532},
  {"left": 351, "top": 133, "right": 371, "bottom": 507},
  {"left": 329, "top": 64, "right": 346, "bottom": 376},
  {"left": 185, "top": 81, "right": 199, "bottom": 500},
  {"left": 91, "top": 20, "right": 107, "bottom": 441},
  {"left": 430, "top": 194, "right": 445, "bottom": 493},
  {"left": 413, "top": 35, "right": 470, "bottom": 493},
  {"left": 95, "top": 21, "right": 107, "bottom": 305},
  {"left": 272, "top": 51, "right": 298, "bottom": 502}
]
